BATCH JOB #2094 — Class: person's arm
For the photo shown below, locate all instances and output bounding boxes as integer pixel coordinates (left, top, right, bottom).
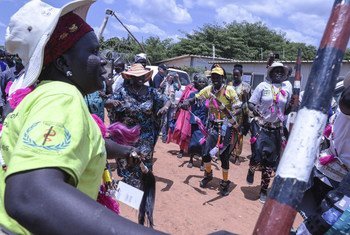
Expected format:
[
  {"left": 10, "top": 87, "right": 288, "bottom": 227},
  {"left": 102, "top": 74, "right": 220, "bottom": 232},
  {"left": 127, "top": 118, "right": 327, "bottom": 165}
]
[
  {"left": 105, "top": 138, "right": 134, "bottom": 159},
  {"left": 5, "top": 168, "right": 164, "bottom": 235},
  {"left": 181, "top": 86, "right": 209, "bottom": 109},
  {"left": 159, "top": 77, "right": 167, "bottom": 89},
  {"left": 175, "top": 76, "right": 181, "bottom": 90},
  {"left": 157, "top": 100, "right": 172, "bottom": 116},
  {"left": 248, "top": 102, "right": 261, "bottom": 117}
]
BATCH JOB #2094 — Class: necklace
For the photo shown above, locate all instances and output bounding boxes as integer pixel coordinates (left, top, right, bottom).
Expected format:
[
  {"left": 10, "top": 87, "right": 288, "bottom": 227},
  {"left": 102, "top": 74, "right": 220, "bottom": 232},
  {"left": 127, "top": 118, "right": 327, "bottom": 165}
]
[
  {"left": 129, "top": 85, "right": 143, "bottom": 95},
  {"left": 212, "top": 84, "right": 224, "bottom": 94}
]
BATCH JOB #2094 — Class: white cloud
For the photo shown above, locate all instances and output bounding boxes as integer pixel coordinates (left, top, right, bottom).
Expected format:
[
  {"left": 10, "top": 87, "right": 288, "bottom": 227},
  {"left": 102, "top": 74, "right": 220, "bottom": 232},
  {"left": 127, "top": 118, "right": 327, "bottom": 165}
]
[
  {"left": 215, "top": 4, "right": 261, "bottom": 24},
  {"left": 111, "top": 22, "right": 167, "bottom": 38},
  {"left": 126, "top": 0, "right": 192, "bottom": 24},
  {"left": 0, "top": 21, "right": 6, "bottom": 28},
  {"left": 122, "top": 11, "right": 146, "bottom": 24},
  {"left": 93, "top": 26, "right": 112, "bottom": 40},
  {"left": 288, "top": 13, "right": 326, "bottom": 38},
  {"left": 102, "top": 0, "right": 116, "bottom": 4},
  {"left": 277, "top": 28, "right": 319, "bottom": 46}
]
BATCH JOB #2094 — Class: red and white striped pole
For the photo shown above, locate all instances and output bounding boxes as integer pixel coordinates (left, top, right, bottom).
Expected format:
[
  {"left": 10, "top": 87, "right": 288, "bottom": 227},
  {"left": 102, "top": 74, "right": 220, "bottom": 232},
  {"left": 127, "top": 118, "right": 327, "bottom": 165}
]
[{"left": 254, "top": 1, "right": 350, "bottom": 234}]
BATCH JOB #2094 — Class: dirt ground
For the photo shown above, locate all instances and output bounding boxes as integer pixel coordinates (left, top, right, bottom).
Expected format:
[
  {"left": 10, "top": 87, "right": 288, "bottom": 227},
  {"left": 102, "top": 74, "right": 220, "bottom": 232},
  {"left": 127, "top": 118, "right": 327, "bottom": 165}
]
[{"left": 112, "top": 136, "right": 302, "bottom": 235}]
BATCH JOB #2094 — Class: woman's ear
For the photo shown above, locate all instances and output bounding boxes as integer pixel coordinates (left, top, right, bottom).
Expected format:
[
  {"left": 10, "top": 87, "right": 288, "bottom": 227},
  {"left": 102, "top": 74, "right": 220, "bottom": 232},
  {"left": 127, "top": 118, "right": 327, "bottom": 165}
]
[{"left": 54, "top": 56, "right": 72, "bottom": 77}]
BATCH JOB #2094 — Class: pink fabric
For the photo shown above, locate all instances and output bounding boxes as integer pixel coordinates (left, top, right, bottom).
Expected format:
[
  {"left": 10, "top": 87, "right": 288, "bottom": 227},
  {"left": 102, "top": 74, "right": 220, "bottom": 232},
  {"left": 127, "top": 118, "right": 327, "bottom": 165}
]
[
  {"left": 8, "top": 86, "right": 35, "bottom": 109},
  {"left": 5, "top": 81, "right": 13, "bottom": 95},
  {"left": 250, "top": 136, "right": 257, "bottom": 144},
  {"left": 323, "top": 124, "right": 332, "bottom": 138},
  {"left": 168, "top": 85, "right": 197, "bottom": 151},
  {"left": 107, "top": 122, "right": 140, "bottom": 145},
  {"left": 97, "top": 185, "right": 120, "bottom": 214},
  {"left": 199, "top": 137, "right": 206, "bottom": 145},
  {"left": 212, "top": 98, "right": 219, "bottom": 109},
  {"left": 280, "top": 89, "right": 286, "bottom": 96},
  {"left": 205, "top": 99, "right": 210, "bottom": 108},
  {"left": 319, "top": 155, "right": 336, "bottom": 166},
  {"left": 91, "top": 114, "right": 108, "bottom": 138}
]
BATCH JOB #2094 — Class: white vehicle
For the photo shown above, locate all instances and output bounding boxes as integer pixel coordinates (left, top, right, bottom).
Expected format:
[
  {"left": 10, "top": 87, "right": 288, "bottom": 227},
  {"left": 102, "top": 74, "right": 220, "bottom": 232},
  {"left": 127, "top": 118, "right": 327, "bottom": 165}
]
[{"left": 146, "top": 65, "right": 191, "bottom": 104}]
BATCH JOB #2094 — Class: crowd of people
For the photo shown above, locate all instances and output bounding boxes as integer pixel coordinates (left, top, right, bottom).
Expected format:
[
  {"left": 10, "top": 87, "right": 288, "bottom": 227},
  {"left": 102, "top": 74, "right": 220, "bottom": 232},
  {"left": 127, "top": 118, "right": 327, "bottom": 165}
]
[{"left": 0, "top": 0, "right": 349, "bottom": 234}]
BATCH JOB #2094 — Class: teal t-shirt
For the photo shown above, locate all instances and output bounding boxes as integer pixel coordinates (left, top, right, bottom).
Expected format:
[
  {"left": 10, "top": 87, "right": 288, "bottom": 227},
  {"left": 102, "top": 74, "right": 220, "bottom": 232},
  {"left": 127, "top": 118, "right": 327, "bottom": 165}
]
[{"left": 0, "top": 81, "right": 106, "bottom": 234}]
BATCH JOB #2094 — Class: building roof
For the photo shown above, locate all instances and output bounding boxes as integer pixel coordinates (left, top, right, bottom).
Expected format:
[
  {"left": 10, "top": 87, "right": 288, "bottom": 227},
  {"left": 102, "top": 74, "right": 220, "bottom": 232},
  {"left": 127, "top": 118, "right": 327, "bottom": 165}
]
[
  {"left": 156, "top": 54, "right": 350, "bottom": 65},
  {"left": 156, "top": 54, "right": 232, "bottom": 63}
]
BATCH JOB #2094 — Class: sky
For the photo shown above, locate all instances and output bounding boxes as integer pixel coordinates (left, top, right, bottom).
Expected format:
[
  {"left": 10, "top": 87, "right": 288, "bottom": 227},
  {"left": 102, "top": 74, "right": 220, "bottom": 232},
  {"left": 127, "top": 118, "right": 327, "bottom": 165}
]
[{"left": 0, "top": 0, "right": 335, "bottom": 49}]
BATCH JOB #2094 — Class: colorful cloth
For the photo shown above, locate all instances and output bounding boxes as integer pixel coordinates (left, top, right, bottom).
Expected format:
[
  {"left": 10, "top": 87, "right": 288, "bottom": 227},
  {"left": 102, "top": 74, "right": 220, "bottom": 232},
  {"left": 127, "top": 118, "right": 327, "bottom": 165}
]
[
  {"left": 85, "top": 91, "right": 106, "bottom": 121},
  {"left": 0, "top": 81, "right": 106, "bottom": 235},
  {"left": 188, "top": 91, "right": 208, "bottom": 155},
  {"left": 110, "top": 86, "right": 167, "bottom": 188},
  {"left": 195, "top": 85, "right": 240, "bottom": 119},
  {"left": 168, "top": 84, "right": 197, "bottom": 151}
]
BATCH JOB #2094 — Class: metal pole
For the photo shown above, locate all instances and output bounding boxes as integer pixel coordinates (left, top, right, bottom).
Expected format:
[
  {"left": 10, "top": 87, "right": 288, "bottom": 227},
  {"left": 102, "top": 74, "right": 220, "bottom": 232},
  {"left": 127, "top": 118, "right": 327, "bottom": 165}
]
[
  {"left": 254, "top": 1, "right": 350, "bottom": 234},
  {"left": 108, "top": 10, "right": 146, "bottom": 53},
  {"left": 97, "top": 14, "right": 110, "bottom": 41}
]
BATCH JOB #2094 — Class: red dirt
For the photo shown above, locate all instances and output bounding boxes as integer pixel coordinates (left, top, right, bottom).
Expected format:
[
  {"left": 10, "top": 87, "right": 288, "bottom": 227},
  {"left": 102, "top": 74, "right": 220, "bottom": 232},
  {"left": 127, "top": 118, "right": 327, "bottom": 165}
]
[{"left": 112, "top": 137, "right": 302, "bottom": 235}]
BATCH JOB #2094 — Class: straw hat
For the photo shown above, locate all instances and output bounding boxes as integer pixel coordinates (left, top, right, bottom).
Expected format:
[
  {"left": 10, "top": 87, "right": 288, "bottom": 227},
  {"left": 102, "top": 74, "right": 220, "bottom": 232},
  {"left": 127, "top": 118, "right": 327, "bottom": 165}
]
[
  {"left": 121, "top": 63, "right": 153, "bottom": 81},
  {"left": 6, "top": 0, "right": 95, "bottom": 95}
]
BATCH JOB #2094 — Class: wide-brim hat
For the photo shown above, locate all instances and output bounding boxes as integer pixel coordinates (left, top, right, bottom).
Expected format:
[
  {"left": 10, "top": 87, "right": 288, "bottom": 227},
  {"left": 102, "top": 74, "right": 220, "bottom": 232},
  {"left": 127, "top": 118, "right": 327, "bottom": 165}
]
[
  {"left": 267, "top": 61, "right": 289, "bottom": 78},
  {"left": 6, "top": 0, "right": 95, "bottom": 95},
  {"left": 121, "top": 63, "right": 153, "bottom": 81}
]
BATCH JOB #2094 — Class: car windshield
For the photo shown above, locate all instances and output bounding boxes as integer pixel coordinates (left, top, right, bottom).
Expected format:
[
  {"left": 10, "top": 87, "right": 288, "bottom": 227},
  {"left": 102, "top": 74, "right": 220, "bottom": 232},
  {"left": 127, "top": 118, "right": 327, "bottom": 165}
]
[{"left": 175, "top": 71, "right": 190, "bottom": 86}]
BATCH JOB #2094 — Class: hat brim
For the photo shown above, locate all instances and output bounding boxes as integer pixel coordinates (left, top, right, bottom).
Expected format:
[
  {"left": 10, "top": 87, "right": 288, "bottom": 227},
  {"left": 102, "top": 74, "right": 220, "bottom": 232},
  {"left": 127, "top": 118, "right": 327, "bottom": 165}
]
[
  {"left": 121, "top": 69, "right": 153, "bottom": 82},
  {"left": 9, "top": 0, "right": 95, "bottom": 95},
  {"left": 266, "top": 65, "right": 289, "bottom": 82}
]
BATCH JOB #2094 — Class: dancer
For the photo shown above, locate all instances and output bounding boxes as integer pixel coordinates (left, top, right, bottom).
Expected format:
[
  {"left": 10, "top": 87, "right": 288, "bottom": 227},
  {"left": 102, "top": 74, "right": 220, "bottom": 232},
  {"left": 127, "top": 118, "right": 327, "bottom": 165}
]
[
  {"left": 0, "top": 1, "right": 162, "bottom": 234},
  {"left": 230, "top": 64, "right": 251, "bottom": 164},
  {"left": 159, "top": 72, "right": 181, "bottom": 143},
  {"left": 168, "top": 74, "right": 198, "bottom": 159},
  {"left": 183, "top": 75, "right": 209, "bottom": 169},
  {"left": 183, "top": 66, "right": 241, "bottom": 196},
  {"left": 109, "top": 63, "right": 170, "bottom": 227},
  {"left": 246, "top": 62, "right": 292, "bottom": 203}
]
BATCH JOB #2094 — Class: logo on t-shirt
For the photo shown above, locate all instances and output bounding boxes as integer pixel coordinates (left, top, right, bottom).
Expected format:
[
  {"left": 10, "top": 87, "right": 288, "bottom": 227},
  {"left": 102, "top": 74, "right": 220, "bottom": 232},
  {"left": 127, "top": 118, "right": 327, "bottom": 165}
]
[{"left": 23, "top": 122, "right": 71, "bottom": 151}]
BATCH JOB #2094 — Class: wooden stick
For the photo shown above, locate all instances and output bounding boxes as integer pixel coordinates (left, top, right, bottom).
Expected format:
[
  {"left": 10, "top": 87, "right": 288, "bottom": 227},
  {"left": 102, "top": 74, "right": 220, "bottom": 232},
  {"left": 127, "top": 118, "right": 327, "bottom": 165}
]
[{"left": 254, "top": 1, "right": 350, "bottom": 234}]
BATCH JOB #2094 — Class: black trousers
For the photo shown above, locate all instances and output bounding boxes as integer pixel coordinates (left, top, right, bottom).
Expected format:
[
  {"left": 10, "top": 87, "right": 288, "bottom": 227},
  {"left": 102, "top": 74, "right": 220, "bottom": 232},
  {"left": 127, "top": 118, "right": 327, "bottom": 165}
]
[{"left": 202, "top": 125, "right": 234, "bottom": 170}]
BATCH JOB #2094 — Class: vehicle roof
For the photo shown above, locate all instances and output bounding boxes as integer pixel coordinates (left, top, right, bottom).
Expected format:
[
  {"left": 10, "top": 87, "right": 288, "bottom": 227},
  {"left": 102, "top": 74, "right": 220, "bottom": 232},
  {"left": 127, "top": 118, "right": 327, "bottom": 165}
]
[{"left": 146, "top": 65, "right": 188, "bottom": 73}]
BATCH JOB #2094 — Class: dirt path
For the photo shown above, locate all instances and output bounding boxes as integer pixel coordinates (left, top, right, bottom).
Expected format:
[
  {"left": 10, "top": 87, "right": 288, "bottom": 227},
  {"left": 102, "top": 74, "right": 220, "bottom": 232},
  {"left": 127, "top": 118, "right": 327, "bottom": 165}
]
[{"left": 112, "top": 137, "right": 302, "bottom": 234}]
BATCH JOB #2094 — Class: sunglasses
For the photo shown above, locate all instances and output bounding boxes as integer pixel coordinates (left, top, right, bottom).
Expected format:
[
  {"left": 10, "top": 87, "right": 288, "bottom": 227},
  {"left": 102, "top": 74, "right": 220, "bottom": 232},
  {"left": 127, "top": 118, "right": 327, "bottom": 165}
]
[{"left": 130, "top": 75, "right": 146, "bottom": 80}]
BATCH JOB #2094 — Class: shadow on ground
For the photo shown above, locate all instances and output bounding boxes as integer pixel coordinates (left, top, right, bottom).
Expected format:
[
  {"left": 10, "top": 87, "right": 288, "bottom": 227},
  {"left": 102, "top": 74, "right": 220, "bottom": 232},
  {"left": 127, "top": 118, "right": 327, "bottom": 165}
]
[
  {"left": 240, "top": 185, "right": 261, "bottom": 201},
  {"left": 155, "top": 175, "right": 174, "bottom": 192}
]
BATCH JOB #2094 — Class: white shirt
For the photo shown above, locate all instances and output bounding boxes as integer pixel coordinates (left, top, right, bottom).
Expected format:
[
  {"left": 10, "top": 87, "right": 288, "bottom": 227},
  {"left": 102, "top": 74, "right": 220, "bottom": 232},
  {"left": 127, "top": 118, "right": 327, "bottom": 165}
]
[
  {"left": 249, "top": 81, "right": 292, "bottom": 123},
  {"left": 332, "top": 111, "right": 350, "bottom": 169},
  {"left": 112, "top": 74, "right": 123, "bottom": 93}
]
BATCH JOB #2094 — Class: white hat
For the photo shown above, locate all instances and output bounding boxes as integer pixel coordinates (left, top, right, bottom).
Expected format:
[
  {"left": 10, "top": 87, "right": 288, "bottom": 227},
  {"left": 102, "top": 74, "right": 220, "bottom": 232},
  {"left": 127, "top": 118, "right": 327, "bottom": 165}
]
[
  {"left": 266, "top": 61, "right": 289, "bottom": 82},
  {"left": 5, "top": 0, "right": 95, "bottom": 95}
]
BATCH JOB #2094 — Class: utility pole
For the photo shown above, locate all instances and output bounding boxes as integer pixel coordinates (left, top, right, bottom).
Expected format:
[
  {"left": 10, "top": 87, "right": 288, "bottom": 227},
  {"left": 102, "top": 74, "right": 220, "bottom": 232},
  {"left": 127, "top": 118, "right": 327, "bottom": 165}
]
[
  {"left": 212, "top": 44, "right": 216, "bottom": 60},
  {"left": 254, "top": 1, "right": 350, "bottom": 234}
]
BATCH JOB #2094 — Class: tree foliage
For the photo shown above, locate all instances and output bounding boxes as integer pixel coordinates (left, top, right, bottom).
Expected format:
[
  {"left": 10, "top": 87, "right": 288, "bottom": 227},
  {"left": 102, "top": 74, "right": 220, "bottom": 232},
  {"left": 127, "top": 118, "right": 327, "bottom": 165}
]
[{"left": 99, "top": 21, "right": 325, "bottom": 64}]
